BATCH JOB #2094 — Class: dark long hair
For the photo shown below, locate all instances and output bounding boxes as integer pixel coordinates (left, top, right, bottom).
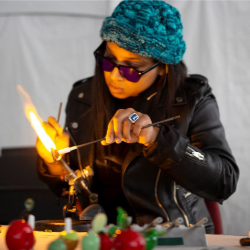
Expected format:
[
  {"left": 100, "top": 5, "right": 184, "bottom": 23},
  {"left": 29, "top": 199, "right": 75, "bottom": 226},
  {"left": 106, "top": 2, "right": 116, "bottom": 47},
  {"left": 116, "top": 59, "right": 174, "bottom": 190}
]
[{"left": 91, "top": 55, "right": 187, "bottom": 159}]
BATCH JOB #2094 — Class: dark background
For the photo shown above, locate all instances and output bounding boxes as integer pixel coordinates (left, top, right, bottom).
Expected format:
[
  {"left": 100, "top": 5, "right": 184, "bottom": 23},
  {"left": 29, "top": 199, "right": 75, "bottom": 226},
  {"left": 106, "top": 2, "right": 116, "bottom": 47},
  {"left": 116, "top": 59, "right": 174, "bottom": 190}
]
[{"left": 0, "top": 147, "right": 66, "bottom": 224}]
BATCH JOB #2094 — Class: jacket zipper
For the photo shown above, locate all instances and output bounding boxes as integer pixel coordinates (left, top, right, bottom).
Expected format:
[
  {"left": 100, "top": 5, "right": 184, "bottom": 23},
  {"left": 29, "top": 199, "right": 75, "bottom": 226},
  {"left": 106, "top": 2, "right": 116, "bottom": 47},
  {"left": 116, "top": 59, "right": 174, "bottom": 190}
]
[
  {"left": 155, "top": 169, "right": 170, "bottom": 221},
  {"left": 173, "top": 181, "right": 189, "bottom": 226},
  {"left": 185, "top": 146, "right": 204, "bottom": 161},
  {"left": 122, "top": 154, "right": 170, "bottom": 223},
  {"left": 122, "top": 154, "right": 143, "bottom": 224},
  {"left": 183, "top": 191, "right": 192, "bottom": 198}
]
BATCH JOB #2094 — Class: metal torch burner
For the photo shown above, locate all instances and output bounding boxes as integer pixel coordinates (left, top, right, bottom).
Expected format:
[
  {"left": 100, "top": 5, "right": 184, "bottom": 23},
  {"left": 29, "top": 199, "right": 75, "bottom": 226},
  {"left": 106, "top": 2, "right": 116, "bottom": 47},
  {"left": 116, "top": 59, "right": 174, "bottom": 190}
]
[{"left": 42, "top": 148, "right": 104, "bottom": 225}]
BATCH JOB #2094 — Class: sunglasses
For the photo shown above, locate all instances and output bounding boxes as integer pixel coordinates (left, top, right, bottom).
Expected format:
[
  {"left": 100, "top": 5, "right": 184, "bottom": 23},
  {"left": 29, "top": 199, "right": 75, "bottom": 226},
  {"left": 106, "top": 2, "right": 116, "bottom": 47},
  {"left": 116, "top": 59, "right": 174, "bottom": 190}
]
[{"left": 94, "top": 42, "right": 161, "bottom": 83}]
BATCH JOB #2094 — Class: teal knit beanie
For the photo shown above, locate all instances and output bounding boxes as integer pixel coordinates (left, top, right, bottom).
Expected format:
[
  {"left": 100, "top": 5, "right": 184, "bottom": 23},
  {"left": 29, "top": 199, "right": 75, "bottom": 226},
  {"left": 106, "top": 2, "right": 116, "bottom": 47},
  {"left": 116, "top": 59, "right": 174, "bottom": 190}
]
[{"left": 100, "top": 0, "right": 186, "bottom": 64}]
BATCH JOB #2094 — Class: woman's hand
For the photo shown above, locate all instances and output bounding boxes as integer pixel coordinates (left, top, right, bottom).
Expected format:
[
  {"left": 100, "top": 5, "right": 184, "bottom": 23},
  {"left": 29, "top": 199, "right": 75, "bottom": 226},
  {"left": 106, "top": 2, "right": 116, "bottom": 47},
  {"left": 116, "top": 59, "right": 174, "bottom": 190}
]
[
  {"left": 36, "top": 116, "right": 69, "bottom": 164},
  {"left": 101, "top": 108, "right": 160, "bottom": 147}
]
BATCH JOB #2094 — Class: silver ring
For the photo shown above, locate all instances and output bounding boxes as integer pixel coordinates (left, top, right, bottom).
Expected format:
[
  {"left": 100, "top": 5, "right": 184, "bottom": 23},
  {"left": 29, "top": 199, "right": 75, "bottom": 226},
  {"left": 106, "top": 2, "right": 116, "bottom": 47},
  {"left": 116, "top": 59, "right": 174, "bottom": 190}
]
[{"left": 128, "top": 113, "right": 139, "bottom": 124}]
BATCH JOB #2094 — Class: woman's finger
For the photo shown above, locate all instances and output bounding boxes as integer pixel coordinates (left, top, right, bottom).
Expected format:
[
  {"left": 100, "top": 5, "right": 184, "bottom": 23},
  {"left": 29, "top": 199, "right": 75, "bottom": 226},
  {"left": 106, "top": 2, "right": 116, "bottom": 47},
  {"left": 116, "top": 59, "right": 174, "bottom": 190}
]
[
  {"left": 113, "top": 108, "right": 135, "bottom": 143},
  {"left": 122, "top": 118, "right": 132, "bottom": 142},
  {"left": 105, "top": 119, "right": 115, "bottom": 144},
  {"left": 42, "top": 121, "right": 57, "bottom": 139},
  {"left": 132, "top": 114, "right": 151, "bottom": 136},
  {"left": 36, "top": 136, "right": 54, "bottom": 163},
  {"left": 48, "top": 116, "right": 63, "bottom": 136},
  {"left": 101, "top": 140, "right": 110, "bottom": 146},
  {"left": 123, "top": 111, "right": 143, "bottom": 142}
]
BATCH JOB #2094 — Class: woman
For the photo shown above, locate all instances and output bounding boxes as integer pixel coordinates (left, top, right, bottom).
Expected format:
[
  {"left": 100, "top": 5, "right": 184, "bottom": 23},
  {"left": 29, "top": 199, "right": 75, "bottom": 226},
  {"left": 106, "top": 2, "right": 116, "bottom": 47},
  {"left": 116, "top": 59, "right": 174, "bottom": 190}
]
[{"left": 36, "top": 0, "right": 239, "bottom": 233}]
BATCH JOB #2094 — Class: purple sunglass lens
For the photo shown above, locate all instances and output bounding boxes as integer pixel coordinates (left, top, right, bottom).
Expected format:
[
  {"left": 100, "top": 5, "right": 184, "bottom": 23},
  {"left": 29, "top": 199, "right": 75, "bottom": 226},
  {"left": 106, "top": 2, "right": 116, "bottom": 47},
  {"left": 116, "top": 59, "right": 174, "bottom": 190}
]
[
  {"left": 120, "top": 67, "right": 140, "bottom": 82},
  {"left": 96, "top": 56, "right": 140, "bottom": 82},
  {"left": 97, "top": 56, "right": 114, "bottom": 71}
]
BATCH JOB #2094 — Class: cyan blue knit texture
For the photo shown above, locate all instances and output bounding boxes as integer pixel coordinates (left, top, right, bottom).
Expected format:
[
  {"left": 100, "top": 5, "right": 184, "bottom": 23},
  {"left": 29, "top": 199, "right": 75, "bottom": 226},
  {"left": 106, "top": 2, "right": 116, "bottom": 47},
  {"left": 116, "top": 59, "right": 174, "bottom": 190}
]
[{"left": 100, "top": 0, "right": 186, "bottom": 64}]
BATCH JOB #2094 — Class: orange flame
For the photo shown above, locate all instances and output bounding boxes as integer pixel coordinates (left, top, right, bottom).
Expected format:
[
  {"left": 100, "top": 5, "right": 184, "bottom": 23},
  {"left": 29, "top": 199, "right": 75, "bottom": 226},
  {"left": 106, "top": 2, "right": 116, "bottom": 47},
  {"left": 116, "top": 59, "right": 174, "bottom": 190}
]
[
  {"left": 29, "top": 111, "right": 56, "bottom": 152},
  {"left": 17, "top": 85, "right": 56, "bottom": 152}
]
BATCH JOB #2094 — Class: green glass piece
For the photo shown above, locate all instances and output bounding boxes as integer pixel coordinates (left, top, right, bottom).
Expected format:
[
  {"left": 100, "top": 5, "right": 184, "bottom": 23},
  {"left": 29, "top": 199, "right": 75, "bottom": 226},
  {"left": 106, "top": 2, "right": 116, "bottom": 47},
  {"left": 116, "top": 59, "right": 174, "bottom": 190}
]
[
  {"left": 156, "top": 229, "right": 167, "bottom": 237},
  {"left": 92, "top": 213, "right": 107, "bottom": 233},
  {"left": 108, "top": 225, "right": 117, "bottom": 237},
  {"left": 116, "top": 207, "right": 127, "bottom": 229},
  {"left": 24, "top": 198, "right": 34, "bottom": 211},
  {"left": 143, "top": 229, "right": 158, "bottom": 250},
  {"left": 48, "top": 239, "right": 67, "bottom": 250},
  {"left": 82, "top": 231, "right": 100, "bottom": 250},
  {"left": 61, "top": 231, "right": 78, "bottom": 240}
]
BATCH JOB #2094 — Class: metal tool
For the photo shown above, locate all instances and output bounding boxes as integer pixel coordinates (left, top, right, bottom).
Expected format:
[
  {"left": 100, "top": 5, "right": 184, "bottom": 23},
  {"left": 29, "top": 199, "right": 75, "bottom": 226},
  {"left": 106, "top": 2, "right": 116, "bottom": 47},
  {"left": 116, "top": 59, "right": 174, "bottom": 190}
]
[{"left": 58, "top": 115, "right": 180, "bottom": 154}]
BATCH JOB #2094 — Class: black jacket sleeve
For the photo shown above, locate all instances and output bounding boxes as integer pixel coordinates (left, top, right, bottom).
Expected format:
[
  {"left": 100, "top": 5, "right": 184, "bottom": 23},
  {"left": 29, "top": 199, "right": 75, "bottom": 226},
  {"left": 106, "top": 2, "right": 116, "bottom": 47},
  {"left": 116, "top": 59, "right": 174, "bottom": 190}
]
[{"left": 144, "top": 83, "right": 239, "bottom": 204}]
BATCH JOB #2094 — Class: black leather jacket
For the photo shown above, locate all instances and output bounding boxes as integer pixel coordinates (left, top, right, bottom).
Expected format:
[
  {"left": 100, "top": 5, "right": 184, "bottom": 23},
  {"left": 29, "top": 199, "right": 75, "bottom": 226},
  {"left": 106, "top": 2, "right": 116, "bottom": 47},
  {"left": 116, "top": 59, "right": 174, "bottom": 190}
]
[{"left": 37, "top": 75, "right": 239, "bottom": 233}]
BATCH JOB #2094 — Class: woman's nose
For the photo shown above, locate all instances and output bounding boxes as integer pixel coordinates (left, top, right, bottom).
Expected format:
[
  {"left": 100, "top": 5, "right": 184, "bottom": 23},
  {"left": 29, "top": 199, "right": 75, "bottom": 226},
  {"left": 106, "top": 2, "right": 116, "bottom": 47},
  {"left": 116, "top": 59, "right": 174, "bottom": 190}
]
[{"left": 110, "top": 66, "right": 123, "bottom": 81}]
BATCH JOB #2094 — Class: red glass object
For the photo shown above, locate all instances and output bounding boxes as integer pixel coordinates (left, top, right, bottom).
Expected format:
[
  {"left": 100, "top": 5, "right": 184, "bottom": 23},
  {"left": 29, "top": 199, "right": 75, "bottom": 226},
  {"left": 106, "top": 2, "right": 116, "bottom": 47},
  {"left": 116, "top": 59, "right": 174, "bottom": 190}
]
[
  {"left": 99, "top": 233, "right": 113, "bottom": 250},
  {"left": 6, "top": 219, "right": 35, "bottom": 250},
  {"left": 113, "top": 229, "right": 146, "bottom": 250}
]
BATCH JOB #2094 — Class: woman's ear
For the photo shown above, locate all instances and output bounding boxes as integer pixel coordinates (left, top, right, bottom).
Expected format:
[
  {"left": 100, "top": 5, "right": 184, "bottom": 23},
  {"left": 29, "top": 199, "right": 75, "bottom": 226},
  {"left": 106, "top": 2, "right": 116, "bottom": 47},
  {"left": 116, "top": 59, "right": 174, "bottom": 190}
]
[{"left": 159, "top": 64, "right": 168, "bottom": 76}]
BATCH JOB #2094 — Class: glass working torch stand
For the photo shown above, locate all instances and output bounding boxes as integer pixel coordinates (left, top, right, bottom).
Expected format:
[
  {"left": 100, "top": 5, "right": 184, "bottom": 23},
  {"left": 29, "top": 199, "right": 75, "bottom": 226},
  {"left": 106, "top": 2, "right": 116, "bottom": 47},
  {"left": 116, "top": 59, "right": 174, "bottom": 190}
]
[{"left": 35, "top": 149, "right": 105, "bottom": 232}]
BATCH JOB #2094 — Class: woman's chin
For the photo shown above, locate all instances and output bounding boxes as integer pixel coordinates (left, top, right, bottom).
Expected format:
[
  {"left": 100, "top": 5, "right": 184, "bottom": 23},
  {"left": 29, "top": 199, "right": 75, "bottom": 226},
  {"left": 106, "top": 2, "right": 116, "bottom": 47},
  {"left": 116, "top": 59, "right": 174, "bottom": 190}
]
[{"left": 110, "top": 91, "right": 128, "bottom": 99}]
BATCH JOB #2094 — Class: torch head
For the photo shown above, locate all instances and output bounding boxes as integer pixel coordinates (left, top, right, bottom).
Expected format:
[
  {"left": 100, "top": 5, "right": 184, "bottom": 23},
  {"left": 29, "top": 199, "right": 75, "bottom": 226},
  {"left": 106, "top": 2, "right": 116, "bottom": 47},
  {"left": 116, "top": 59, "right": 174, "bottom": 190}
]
[{"left": 51, "top": 148, "right": 62, "bottom": 161}]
